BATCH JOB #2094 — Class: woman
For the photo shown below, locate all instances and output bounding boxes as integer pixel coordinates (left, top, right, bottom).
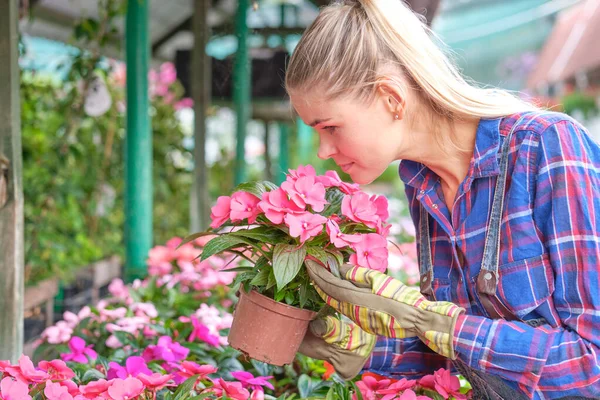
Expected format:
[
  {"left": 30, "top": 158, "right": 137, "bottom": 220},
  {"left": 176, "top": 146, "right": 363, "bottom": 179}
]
[{"left": 288, "top": 0, "right": 600, "bottom": 398}]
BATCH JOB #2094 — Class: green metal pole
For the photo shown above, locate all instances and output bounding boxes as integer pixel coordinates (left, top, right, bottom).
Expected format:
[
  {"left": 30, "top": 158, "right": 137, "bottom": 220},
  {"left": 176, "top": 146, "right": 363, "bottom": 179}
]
[
  {"left": 297, "top": 117, "right": 312, "bottom": 166},
  {"left": 124, "top": 0, "right": 152, "bottom": 282},
  {"left": 277, "top": 123, "right": 289, "bottom": 184},
  {"left": 234, "top": 0, "right": 251, "bottom": 185}
]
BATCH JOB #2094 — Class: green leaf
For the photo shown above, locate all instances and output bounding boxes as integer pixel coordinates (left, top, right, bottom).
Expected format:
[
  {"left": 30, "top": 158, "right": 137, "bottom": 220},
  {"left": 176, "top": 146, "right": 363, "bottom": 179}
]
[
  {"left": 220, "top": 265, "right": 254, "bottom": 273},
  {"left": 297, "top": 374, "right": 312, "bottom": 398},
  {"left": 232, "top": 181, "right": 278, "bottom": 198},
  {"left": 351, "top": 382, "right": 363, "bottom": 400},
  {"left": 250, "top": 266, "right": 271, "bottom": 286},
  {"left": 299, "top": 283, "right": 309, "bottom": 308},
  {"left": 233, "top": 270, "right": 258, "bottom": 287},
  {"left": 326, "top": 252, "right": 341, "bottom": 278},
  {"left": 230, "top": 226, "right": 288, "bottom": 243},
  {"left": 178, "top": 231, "right": 216, "bottom": 249},
  {"left": 81, "top": 368, "right": 105, "bottom": 383},
  {"left": 322, "top": 188, "right": 345, "bottom": 217},
  {"left": 267, "top": 269, "right": 277, "bottom": 290},
  {"left": 200, "top": 235, "right": 250, "bottom": 261},
  {"left": 273, "top": 244, "right": 307, "bottom": 291},
  {"left": 173, "top": 375, "right": 199, "bottom": 400},
  {"left": 306, "top": 247, "right": 328, "bottom": 265}
]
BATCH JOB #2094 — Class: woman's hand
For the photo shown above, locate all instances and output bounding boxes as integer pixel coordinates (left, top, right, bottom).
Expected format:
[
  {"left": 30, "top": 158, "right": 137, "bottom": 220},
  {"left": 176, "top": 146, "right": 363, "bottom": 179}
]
[{"left": 305, "top": 260, "right": 465, "bottom": 359}]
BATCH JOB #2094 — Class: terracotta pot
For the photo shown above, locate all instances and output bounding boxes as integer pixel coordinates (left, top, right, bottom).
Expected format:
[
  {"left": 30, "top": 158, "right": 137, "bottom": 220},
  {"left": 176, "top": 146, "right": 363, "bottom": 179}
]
[{"left": 228, "top": 289, "right": 317, "bottom": 366}]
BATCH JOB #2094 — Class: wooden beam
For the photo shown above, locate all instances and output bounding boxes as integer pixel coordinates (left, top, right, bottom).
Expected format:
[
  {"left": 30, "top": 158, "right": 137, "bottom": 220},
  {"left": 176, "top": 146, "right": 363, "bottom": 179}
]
[
  {"left": 190, "top": 0, "right": 212, "bottom": 232},
  {"left": 0, "top": 0, "right": 25, "bottom": 362}
]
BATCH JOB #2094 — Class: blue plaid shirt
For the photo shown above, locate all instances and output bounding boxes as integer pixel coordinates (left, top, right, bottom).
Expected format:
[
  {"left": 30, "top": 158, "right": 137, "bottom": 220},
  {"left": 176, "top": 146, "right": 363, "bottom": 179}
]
[{"left": 363, "top": 112, "right": 600, "bottom": 399}]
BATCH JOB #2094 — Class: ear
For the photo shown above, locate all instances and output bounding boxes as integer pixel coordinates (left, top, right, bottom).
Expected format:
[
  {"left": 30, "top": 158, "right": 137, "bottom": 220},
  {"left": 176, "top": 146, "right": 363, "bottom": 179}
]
[{"left": 376, "top": 80, "right": 406, "bottom": 120}]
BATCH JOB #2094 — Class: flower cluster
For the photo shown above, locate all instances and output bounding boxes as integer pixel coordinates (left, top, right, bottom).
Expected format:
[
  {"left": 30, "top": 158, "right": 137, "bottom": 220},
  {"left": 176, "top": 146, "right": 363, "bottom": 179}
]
[
  {"left": 354, "top": 370, "right": 469, "bottom": 400},
  {"left": 0, "top": 355, "right": 273, "bottom": 400},
  {"left": 209, "top": 165, "right": 391, "bottom": 273}
]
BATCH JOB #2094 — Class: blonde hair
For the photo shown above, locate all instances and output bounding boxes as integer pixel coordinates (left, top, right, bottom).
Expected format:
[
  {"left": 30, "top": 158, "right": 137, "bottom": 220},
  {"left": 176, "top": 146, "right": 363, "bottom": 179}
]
[{"left": 285, "top": 0, "right": 539, "bottom": 122}]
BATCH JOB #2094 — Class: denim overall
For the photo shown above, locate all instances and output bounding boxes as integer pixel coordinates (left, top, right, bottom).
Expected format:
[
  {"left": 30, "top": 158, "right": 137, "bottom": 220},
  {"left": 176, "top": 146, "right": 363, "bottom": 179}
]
[{"left": 417, "top": 114, "right": 592, "bottom": 400}]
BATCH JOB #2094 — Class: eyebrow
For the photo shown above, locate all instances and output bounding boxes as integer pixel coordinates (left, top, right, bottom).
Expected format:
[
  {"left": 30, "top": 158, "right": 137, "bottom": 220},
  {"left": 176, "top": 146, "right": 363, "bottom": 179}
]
[{"left": 308, "top": 118, "right": 331, "bottom": 127}]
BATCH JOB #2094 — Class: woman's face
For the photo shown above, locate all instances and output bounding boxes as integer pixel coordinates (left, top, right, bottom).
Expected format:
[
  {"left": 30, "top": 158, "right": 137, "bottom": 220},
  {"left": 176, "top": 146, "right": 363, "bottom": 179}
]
[{"left": 290, "top": 89, "right": 407, "bottom": 185}]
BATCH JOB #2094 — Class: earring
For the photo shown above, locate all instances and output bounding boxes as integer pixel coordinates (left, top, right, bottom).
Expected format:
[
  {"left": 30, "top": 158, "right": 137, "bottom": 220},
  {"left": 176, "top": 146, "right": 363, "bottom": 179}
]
[{"left": 394, "top": 114, "right": 399, "bottom": 120}]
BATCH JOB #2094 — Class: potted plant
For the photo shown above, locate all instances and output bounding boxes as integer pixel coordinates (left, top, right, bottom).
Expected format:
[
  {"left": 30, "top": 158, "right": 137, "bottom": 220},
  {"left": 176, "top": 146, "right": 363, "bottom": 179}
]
[{"left": 182, "top": 165, "right": 391, "bottom": 366}]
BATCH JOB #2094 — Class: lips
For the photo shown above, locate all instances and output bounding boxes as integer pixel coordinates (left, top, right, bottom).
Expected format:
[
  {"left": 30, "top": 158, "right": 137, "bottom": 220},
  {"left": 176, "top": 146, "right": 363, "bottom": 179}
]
[{"left": 340, "top": 162, "right": 353, "bottom": 173}]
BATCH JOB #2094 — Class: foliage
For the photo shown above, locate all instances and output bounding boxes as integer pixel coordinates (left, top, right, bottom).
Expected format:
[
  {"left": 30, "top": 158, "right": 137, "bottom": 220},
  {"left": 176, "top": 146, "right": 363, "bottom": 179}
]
[{"left": 561, "top": 91, "right": 599, "bottom": 120}]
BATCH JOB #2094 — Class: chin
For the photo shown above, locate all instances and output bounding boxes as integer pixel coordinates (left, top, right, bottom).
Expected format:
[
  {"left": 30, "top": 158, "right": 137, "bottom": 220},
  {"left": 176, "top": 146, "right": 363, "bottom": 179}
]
[{"left": 349, "top": 171, "right": 377, "bottom": 185}]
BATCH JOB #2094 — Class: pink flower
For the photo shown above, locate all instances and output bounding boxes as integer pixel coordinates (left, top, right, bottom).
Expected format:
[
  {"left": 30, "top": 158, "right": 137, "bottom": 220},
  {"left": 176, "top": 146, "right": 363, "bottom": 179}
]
[
  {"left": 108, "top": 279, "right": 129, "bottom": 299},
  {"left": 316, "top": 170, "right": 360, "bottom": 194},
  {"left": 188, "top": 316, "right": 221, "bottom": 346},
  {"left": 5, "top": 355, "right": 49, "bottom": 383},
  {"left": 60, "top": 337, "right": 97, "bottom": 364},
  {"left": 231, "top": 371, "right": 274, "bottom": 391},
  {"left": 349, "top": 233, "right": 388, "bottom": 272},
  {"left": 106, "top": 377, "right": 144, "bottom": 400},
  {"left": 258, "top": 188, "right": 302, "bottom": 224},
  {"left": 395, "top": 389, "right": 431, "bottom": 400},
  {"left": 174, "top": 98, "right": 194, "bottom": 110},
  {"left": 356, "top": 375, "right": 392, "bottom": 400},
  {"left": 137, "top": 373, "right": 173, "bottom": 391},
  {"left": 250, "top": 389, "right": 265, "bottom": 400},
  {"left": 147, "top": 245, "right": 175, "bottom": 266},
  {"left": 375, "top": 378, "right": 417, "bottom": 400},
  {"left": 142, "top": 336, "right": 189, "bottom": 362},
  {"left": 79, "top": 379, "right": 110, "bottom": 398},
  {"left": 342, "top": 192, "right": 379, "bottom": 229},
  {"left": 0, "top": 377, "right": 31, "bottom": 400},
  {"left": 174, "top": 361, "right": 217, "bottom": 384},
  {"left": 284, "top": 212, "right": 328, "bottom": 243},
  {"left": 107, "top": 357, "right": 152, "bottom": 380},
  {"left": 159, "top": 62, "right": 177, "bottom": 86},
  {"left": 38, "top": 360, "right": 75, "bottom": 380},
  {"left": 281, "top": 175, "right": 327, "bottom": 212},
  {"left": 288, "top": 165, "right": 317, "bottom": 179},
  {"left": 229, "top": 191, "right": 261, "bottom": 223},
  {"left": 42, "top": 321, "right": 73, "bottom": 344},
  {"left": 419, "top": 368, "right": 467, "bottom": 400},
  {"left": 207, "top": 378, "right": 250, "bottom": 400},
  {"left": 326, "top": 219, "right": 362, "bottom": 248},
  {"left": 44, "top": 380, "right": 73, "bottom": 400},
  {"left": 210, "top": 196, "right": 232, "bottom": 228}
]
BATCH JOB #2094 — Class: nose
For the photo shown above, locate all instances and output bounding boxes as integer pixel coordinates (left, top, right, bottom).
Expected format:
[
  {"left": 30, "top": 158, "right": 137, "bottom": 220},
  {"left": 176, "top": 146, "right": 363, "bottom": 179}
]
[{"left": 317, "top": 134, "right": 337, "bottom": 160}]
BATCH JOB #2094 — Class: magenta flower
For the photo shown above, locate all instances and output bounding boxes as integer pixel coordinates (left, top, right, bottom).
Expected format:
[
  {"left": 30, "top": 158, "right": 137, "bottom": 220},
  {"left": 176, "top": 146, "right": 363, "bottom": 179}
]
[
  {"left": 326, "top": 219, "right": 362, "bottom": 248},
  {"left": 281, "top": 175, "right": 327, "bottom": 212},
  {"left": 38, "top": 360, "right": 74, "bottom": 381},
  {"left": 250, "top": 389, "right": 265, "bottom": 400},
  {"left": 419, "top": 368, "right": 467, "bottom": 400},
  {"left": 231, "top": 371, "right": 274, "bottom": 391},
  {"left": 258, "top": 188, "right": 302, "bottom": 224},
  {"left": 316, "top": 170, "right": 360, "bottom": 194},
  {"left": 142, "top": 336, "right": 189, "bottom": 362},
  {"left": 107, "top": 357, "right": 152, "bottom": 380},
  {"left": 229, "top": 191, "right": 261, "bottom": 223},
  {"left": 106, "top": 377, "right": 144, "bottom": 400},
  {"left": 210, "top": 196, "right": 232, "bottom": 228},
  {"left": 0, "top": 377, "right": 31, "bottom": 400},
  {"left": 188, "top": 316, "right": 221, "bottom": 346},
  {"left": 174, "top": 97, "right": 194, "bottom": 110},
  {"left": 284, "top": 212, "right": 328, "bottom": 243},
  {"left": 137, "top": 372, "right": 173, "bottom": 391},
  {"left": 44, "top": 380, "right": 72, "bottom": 400},
  {"left": 341, "top": 192, "right": 379, "bottom": 229},
  {"left": 349, "top": 233, "right": 389, "bottom": 272},
  {"left": 79, "top": 379, "right": 110, "bottom": 398}
]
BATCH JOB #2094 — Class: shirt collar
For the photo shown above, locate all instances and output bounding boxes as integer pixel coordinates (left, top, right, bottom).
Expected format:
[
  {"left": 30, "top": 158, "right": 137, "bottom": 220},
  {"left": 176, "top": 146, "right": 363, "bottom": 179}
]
[{"left": 398, "top": 117, "right": 503, "bottom": 189}]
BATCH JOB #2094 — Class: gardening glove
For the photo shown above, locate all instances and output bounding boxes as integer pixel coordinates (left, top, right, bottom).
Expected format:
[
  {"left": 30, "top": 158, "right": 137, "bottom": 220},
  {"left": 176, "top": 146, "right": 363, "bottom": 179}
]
[
  {"left": 305, "top": 260, "right": 465, "bottom": 360},
  {"left": 298, "top": 315, "right": 375, "bottom": 380}
]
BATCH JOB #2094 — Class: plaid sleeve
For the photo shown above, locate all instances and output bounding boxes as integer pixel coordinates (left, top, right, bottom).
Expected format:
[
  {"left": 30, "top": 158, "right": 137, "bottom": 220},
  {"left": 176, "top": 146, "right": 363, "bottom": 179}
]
[
  {"left": 362, "top": 335, "right": 453, "bottom": 379},
  {"left": 453, "top": 119, "right": 600, "bottom": 398}
]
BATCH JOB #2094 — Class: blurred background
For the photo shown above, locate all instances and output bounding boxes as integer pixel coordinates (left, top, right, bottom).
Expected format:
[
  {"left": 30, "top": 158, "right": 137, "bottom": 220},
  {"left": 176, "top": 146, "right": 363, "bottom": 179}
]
[{"left": 7, "top": 0, "right": 600, "bottom": 348}]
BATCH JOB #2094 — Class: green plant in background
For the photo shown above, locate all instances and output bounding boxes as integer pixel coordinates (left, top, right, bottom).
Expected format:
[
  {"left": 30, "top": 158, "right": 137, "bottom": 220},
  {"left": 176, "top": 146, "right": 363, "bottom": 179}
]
[{"left": 561, "top": 91, "right": 599, "bottom": 120}]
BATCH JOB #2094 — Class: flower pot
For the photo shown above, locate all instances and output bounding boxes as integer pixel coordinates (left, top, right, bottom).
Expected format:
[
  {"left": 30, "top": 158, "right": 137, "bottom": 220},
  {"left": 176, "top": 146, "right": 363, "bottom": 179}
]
[{"left": 228, "top": 289, "right": 317, "bottom": 366}]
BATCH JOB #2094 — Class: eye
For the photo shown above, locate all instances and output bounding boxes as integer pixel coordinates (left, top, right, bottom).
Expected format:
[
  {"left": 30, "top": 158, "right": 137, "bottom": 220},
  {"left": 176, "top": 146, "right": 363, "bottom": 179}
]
[{"left": 322, "top": 126, "right": 337, "bottom": 134}]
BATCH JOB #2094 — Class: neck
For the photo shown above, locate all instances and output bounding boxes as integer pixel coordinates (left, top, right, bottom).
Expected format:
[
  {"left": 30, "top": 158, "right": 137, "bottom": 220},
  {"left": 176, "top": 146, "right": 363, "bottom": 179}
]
[{"left": 403, "top": 116, "right": 479, "bottom": 191}]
